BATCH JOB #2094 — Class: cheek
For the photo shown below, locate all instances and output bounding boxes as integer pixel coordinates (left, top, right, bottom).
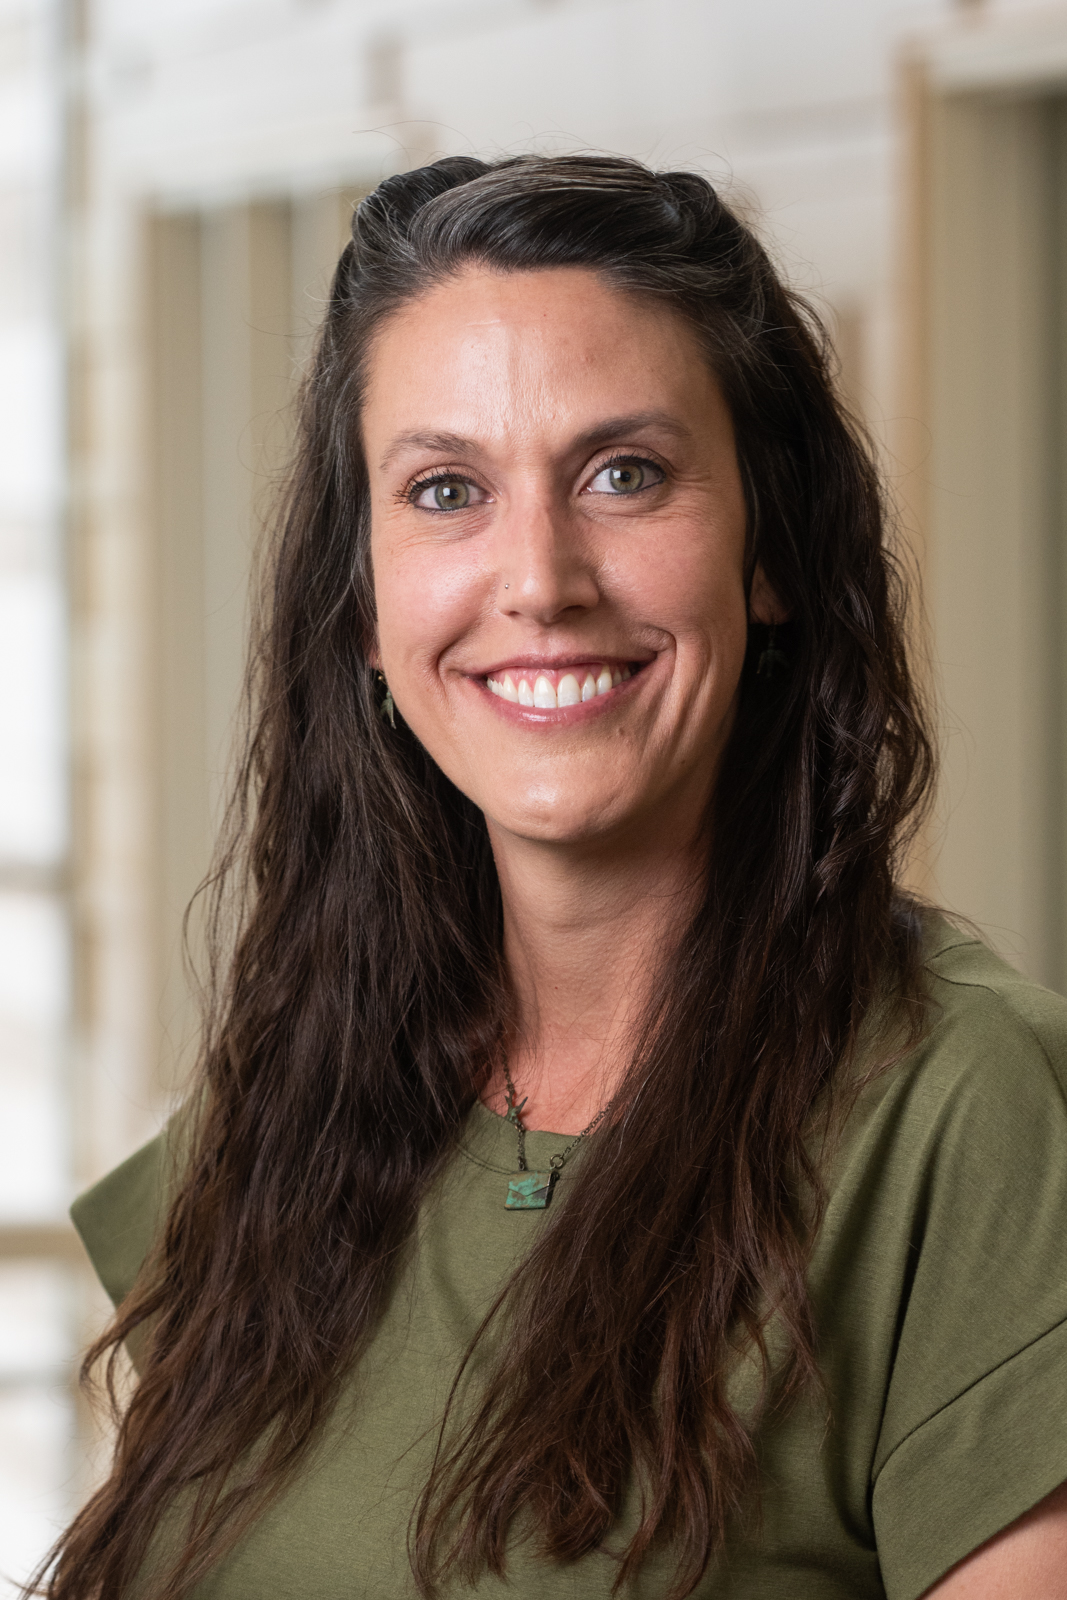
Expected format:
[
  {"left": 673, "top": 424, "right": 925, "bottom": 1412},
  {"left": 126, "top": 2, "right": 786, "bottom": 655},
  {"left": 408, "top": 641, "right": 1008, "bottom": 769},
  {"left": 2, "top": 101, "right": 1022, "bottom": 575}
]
[
  {"left": 610, "top": 523, "right": 748, "bottom": 657},
  {"left": 371, "top": 525, "right": 483, "bottom": 674},
  {"left": 679, "top": 517, "right": 749, "bottom": 646}
]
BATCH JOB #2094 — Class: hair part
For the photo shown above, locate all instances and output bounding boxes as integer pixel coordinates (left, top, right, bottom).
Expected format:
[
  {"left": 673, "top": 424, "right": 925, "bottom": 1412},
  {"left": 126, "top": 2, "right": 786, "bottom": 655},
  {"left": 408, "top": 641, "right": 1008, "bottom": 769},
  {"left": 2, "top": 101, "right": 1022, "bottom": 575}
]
[{"left": 37, "top": 154, "right": 934, "bottom": 1600}]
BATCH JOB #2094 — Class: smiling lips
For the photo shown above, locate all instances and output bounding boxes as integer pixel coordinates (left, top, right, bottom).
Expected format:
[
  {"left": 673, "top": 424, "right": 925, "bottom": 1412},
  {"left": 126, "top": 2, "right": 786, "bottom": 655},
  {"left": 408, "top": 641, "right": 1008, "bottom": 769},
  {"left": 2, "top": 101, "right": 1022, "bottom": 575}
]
[{"left": 485, "top": 661, "right": 635, "bottom": 710}]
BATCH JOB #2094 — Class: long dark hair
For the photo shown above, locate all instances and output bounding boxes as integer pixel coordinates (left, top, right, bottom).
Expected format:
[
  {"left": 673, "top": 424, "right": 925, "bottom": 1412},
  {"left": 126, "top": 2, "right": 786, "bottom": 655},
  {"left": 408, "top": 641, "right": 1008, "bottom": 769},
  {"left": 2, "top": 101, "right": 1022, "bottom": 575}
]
[{"left": 40, "top": 154, "right": 934, "bottom": 1600}]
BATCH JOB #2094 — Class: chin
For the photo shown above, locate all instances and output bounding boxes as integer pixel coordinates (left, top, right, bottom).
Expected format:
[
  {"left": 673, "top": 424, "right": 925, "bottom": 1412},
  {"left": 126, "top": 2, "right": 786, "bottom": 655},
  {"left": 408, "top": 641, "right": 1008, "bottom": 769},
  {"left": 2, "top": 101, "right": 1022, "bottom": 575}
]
[{"left": 489, "top": 793, "right": 629, "bottom": 846}]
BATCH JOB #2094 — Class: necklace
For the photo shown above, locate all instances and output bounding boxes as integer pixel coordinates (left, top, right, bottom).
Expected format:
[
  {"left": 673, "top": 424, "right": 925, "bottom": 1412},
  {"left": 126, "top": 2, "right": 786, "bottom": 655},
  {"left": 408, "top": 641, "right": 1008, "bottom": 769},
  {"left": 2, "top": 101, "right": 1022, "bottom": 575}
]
[{"left": 501, "top": 1060, "right": 613, "bottom": 1210}]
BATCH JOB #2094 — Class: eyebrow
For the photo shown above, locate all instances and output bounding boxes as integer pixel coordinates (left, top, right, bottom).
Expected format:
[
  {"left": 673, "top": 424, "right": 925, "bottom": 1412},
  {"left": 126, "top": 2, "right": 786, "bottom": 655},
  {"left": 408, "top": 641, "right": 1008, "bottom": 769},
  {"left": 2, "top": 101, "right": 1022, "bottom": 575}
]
[
  {"left": 377, "top": 411, "right": 692, "bottom": 474},
  {"left": 378, "top": 432, "right": 475, "bottom": 472}
]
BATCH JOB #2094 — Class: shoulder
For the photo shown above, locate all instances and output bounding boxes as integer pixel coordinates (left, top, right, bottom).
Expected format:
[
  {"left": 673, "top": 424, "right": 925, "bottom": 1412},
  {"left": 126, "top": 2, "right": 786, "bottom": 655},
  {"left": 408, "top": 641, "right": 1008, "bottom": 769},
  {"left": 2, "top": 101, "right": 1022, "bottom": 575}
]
[
  {"left": 854, "top": 913, "right": 1067, "bottom": 1137},
  {"left": 820, "top": 913, "right": 1067, "bottom": 1372},
  {"left": 889, "top": 916, "right": 1067, "bottom": 1169},
  {"left": 70, "top": 1110, "right": 188, "bottom": 1309},
  {"left": 921, "top": 913, "right": 1067, "bottom": 1083},
  {"left": 834, "top": 915, "right": 1067, "bottom": 1215},
  {"left": 819, "top": 914, "right": 1067, "bottom": 1365},
  {"left": 831, "top": 915, "right": 1067, "bottom": 1203}
]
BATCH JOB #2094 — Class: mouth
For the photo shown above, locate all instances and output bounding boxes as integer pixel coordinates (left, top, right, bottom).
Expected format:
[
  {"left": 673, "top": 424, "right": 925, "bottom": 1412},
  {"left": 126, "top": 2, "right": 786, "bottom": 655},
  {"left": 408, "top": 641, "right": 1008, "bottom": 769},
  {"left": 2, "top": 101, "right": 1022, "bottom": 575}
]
[{"left": 481, "top": 658, "right": 649, "bottom": 712}]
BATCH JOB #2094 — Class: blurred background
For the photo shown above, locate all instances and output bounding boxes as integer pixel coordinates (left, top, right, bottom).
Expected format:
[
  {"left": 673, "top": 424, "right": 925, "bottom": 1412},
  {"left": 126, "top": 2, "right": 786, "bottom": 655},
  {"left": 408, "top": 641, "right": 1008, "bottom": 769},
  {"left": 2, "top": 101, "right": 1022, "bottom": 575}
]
[{"left": 1, "top": 0, "right": 1065, "bottom": 1583}]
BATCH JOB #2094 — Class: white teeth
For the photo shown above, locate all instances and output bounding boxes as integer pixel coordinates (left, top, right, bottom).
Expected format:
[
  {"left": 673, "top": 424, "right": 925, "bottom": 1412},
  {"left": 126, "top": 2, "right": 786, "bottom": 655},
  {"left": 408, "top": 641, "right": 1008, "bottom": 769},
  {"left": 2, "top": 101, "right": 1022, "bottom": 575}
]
[
  {"left": 533, "top": 674, "right": 557, "bottom": 708},
  {"left": 489, "top": 664, "right": 637, "bottom": 708}
]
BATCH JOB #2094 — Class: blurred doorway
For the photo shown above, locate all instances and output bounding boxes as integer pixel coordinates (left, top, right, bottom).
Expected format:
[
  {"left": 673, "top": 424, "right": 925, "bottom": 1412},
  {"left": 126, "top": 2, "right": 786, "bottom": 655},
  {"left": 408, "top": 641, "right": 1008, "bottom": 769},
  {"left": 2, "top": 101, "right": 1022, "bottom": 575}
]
[
  {"left": 145, "top": 191, "right": 359, "bottom": 1094},
  {"left": 914, "top": 71, "right": 1067, "bottom": 992}
]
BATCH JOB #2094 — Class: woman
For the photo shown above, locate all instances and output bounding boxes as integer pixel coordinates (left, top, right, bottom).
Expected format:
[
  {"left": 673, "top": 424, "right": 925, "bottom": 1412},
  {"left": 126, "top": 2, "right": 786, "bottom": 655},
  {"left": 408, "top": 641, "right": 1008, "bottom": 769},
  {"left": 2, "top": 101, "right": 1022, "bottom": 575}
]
[{"left": 42, "top": 155, "right": 1067, "bottom": 1599}]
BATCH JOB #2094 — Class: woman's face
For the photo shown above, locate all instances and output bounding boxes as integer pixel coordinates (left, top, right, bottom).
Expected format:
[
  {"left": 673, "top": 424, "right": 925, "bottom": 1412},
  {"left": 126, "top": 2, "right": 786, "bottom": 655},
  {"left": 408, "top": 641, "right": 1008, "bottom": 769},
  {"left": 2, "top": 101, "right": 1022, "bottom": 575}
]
[{"left": 364, "top": 265, "right": 777, "bottom": 852}]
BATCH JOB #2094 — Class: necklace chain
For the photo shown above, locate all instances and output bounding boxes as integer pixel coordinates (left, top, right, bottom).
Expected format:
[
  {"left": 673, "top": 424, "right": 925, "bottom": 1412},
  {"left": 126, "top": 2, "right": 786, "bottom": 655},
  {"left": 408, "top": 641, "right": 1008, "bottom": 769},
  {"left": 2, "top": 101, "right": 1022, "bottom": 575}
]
[{"left": 501, "top": 1060, "right": 613, "bottom": 1174}]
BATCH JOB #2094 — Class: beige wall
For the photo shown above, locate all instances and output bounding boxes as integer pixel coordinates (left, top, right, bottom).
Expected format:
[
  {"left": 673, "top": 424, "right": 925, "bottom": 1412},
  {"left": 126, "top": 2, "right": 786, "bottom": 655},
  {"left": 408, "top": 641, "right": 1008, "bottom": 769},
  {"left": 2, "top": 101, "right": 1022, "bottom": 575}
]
[
  {"left": 927, "top": 95, "right": 1058, "bottom": 976},
  {"left": 905, "top": 24, "right": 1067, "bottom": 988}
]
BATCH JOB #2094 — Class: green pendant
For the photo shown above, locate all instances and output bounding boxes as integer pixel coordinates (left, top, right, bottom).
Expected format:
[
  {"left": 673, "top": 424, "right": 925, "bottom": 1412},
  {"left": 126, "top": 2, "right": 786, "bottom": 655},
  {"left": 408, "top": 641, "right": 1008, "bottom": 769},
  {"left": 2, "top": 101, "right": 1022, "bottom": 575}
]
[{"left": 505, "top": 1171, "right": 557, "bottom": 1210}]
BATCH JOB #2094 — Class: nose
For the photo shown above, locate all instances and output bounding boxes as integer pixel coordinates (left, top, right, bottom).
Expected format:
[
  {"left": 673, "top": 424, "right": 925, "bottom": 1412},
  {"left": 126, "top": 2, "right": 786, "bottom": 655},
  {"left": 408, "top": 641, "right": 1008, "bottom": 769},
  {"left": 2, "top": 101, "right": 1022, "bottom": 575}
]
[{"left": 494, "top": 495, "right": 600, "bottom": 625}]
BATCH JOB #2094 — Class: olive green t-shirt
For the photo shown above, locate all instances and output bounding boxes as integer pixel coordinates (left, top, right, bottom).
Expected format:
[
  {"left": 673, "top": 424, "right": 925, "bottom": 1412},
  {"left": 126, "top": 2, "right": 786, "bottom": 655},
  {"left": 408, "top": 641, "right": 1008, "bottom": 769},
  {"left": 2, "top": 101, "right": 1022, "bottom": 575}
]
[{"left": 72, "top": 924, "right": 1067, "bottom": 1599}]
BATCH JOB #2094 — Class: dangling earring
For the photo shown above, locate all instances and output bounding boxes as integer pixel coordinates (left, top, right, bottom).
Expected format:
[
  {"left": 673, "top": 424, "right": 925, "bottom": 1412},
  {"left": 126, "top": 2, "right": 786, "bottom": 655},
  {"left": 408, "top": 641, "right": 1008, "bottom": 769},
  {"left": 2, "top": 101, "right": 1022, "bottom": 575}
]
[
  {"left": 378, "top": 671, "right": 396, "bottom": 728},
  {"left": 757, "top": 623, "right": 789, "bottom": 681}
]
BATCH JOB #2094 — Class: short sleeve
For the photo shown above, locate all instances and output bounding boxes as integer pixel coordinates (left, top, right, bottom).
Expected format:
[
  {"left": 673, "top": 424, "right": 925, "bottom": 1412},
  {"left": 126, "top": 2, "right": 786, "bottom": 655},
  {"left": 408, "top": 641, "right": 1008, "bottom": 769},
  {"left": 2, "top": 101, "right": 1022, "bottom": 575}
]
[{"left": 870, "top": 968, "right": 1067, "bottom": 1599}]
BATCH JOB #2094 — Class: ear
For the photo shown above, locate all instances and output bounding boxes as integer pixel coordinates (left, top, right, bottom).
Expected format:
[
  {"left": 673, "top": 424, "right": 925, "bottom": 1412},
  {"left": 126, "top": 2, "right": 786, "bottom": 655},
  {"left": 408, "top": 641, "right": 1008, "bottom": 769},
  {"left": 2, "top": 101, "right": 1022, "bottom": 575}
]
[{"left": 749, "top": 563, "right": 790, "bottom": 626}]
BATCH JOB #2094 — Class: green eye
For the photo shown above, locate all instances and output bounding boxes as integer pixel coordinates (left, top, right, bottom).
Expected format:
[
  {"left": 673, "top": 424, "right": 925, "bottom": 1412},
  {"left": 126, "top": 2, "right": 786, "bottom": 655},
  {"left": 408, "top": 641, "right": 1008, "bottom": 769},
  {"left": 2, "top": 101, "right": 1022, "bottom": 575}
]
[
  {"left": 586, "top": 459, "right": 663, "bottom": 496},
  {"left": 410, "top": 475, "right": 485, "bottom": 512},
  {"left": 607, "top": 464, "right": 645, "bottom": 493},
  {"left": 433, "top": 480, "right": 469, "bottom": 510}
]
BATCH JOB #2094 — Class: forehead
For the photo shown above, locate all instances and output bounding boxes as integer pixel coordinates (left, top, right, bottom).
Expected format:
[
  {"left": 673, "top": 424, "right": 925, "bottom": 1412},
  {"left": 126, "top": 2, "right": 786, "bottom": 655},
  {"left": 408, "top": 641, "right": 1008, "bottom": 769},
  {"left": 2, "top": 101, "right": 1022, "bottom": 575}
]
[{"left": 360, "top": 265, "right": 722, "bottom": 451}]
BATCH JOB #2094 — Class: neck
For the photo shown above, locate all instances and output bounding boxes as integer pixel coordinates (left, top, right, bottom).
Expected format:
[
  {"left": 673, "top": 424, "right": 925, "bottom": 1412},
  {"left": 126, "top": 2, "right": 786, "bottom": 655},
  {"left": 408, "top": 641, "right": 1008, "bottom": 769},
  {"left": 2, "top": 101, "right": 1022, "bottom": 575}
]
[{"left": 485, "top": 818, "right": 705, "bottom": 1134}]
